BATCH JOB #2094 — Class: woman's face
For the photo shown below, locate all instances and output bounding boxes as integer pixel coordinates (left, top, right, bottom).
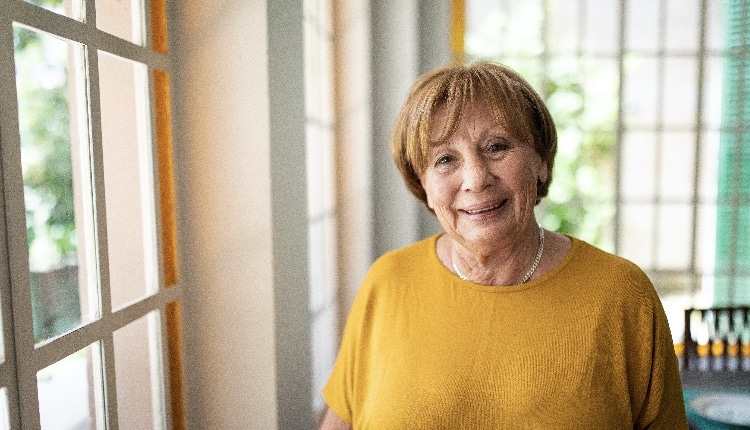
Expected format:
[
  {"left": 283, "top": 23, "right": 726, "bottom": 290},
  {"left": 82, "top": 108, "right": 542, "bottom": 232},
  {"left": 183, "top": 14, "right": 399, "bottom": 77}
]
[{"left": 418, "top": 102, "right": 548, "bottom": 248}]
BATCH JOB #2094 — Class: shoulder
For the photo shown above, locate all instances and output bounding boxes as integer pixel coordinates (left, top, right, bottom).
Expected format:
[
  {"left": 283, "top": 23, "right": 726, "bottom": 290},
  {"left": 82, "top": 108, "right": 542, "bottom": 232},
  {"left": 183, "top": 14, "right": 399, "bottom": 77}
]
[
  {"left": 570, "top": 237, "right": 651, "bottom": 281},
  {"left": 349, "top": 234, "right": 441, "bottom": 302},
  {"left": 344, "top": 235, "right": 443, "bottom": 329},
  {"left": 563, "top": 237, "right": 659, "bottom": 305},
  {"left": 368, "top": 235, "right": 439, "bottom": 278}
]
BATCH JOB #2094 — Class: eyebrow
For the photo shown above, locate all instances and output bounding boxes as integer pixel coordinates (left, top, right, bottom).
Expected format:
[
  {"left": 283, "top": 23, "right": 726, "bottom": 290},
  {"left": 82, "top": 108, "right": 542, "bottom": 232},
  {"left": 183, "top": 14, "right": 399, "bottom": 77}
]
[{"left": 428, "top": 123, "right": 511, "bottom": 147}]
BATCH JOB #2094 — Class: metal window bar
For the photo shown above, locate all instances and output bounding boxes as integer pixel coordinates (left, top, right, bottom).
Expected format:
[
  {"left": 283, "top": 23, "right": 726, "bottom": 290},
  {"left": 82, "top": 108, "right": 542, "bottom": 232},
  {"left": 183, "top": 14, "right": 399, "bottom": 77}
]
[
  {"left": 690, "top": 0, "right": 709, "bottom": 308},
  {"left": 465, "top": 0, "right": 741, "bottom": 307}
]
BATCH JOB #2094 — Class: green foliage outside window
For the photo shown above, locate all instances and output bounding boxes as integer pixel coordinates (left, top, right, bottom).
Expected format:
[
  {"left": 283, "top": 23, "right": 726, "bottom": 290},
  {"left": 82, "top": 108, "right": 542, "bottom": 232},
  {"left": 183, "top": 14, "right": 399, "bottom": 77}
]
[
  {"left": 14, "top": 0, "right": 81, "bottom": 341},
  {"left": 15, "top": 19, "right": 77, "bottom": 270},
  {"left": 465, "top": 3, "right": 617, "bottom": 250}
]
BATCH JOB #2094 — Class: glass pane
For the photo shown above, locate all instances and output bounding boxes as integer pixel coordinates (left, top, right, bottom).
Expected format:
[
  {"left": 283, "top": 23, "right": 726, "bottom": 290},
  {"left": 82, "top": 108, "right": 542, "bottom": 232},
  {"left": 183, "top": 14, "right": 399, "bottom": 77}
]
[
  {"left": 620, "top": 204, "right": 655, "bottom": 270},
  {"left": 14, "top": 25, "right": 98, "bottom": 343},
  {"left": 23, "top": 0, "right": 83, "bottom": 20},
  {"left": 698, "top": 130, "right": 721, "bottom": 202},
  {"left": 665, "top": 0, "right": 699, "bottom": 52},
  {"left": 656, "top": 204, "right": 693, "bottom": 270},
  {"left": 663, "top": 58, "right": 698, "bottom": 128},
  {"left": 38, "top": 343, "right": 103, "bottom": 430},
  {"left": 703, "top": 57, "right": 725, "bottom": 130},
  {"left": 113, "top": 312, "right": 164, "bottom": 430},
  {"left": 546, "top": 0, "right": 579, "bottom": 54},
  {"left": 464, "top": 0, "right": 544, "bottom": 61},
  {"left": 659, "top": 132, "right": 696, "bottom": 202},
  {"left": 579, "top": 58, "right": 619, "bottom": 129},
  {"left": 623, "top": 55, "right": 659, "bottom": 129},
  {"left": 583, "top": 0, "right": 620, "bottom": 54},
  {"left": 696, "top": 202, "right": 717, "bottom": 274},
  {"left": 626, "top": 0, "right": 660, "bottom": 52},
  {"left": 704, "top": 0, "right": 723, "bottom": 51},
  {"left": 0, "top": 388, "right": 9, "bottom": 430},
  {"left": 95, "top": 0, "right": 144, "bottom": 45},
  {"left": 621, "top": 131, "right": 657, "bottom": 201},
  {"left": 98, "top": 52, "right": 159, "bottom": 310}
]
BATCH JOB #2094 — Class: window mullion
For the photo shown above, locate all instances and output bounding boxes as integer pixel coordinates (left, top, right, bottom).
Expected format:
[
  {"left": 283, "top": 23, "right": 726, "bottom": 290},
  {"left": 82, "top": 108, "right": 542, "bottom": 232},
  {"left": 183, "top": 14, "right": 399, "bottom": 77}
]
[
  {"left": 690, "top": 0, "right": 710, "bottom": 298},
  {"left": 0, "top": 10, "right": 22, "bottom": 430},
  {"left": 159, "top": 304, "right": 176, "bottom": 429},
  {"left": 84, "top": 39, "right": 112, "bottom": 324},
  {"left": 84, "top": 0, "right": 98, "bottom": 28},
  {"left": 100, "top": 333, "right": 119, "bottom": 430},
  {"left": 651, "top": 0, "right": 667, "bottom": 269},
  {"left": 0, "top": 8, "right": 47, "bottom": 430},
  {"left": 84, "top": 34, "right": 125, "bottom": 430},
  {"left": 613, "top": 0, "right": 628, "bottom": 255},
  {"left": 9, "top": 1, "right": 167, "bottom": 71}
]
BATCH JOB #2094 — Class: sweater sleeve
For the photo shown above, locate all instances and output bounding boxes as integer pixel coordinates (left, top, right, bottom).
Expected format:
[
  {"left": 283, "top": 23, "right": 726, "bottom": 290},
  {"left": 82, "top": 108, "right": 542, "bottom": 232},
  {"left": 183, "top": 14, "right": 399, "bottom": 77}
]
[
  {"left": 322, "top": 284, "right": 364, "bottom": 426},
  {"left": 322, "top": 255, "right": 384, "bottom": 426},
  {"left": 634, "top": 286, "right": 689, "bottom": 429}
]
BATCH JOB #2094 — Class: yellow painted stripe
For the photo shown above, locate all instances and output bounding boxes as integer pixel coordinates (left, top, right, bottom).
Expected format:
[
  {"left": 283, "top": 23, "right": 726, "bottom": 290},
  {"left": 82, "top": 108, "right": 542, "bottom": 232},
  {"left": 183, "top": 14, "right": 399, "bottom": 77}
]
[
  {"left": 153, "top": 68, "right": 179, "bottom": 287},
  {"left": 151, "top": 0, "right": 168, "bottom": 54},
  {"left": 451, "top": 0, "right": 465, "bottom": 64}
]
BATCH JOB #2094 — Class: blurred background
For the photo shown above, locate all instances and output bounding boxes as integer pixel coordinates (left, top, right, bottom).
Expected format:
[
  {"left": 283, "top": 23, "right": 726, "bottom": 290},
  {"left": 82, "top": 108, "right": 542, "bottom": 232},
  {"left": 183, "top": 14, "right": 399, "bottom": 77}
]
[
  {"left": 1, "top": 0, "right": 748, "bottom": 428},
  {"left": 463, "top": 0, "right": 748, "bottom": 355}
]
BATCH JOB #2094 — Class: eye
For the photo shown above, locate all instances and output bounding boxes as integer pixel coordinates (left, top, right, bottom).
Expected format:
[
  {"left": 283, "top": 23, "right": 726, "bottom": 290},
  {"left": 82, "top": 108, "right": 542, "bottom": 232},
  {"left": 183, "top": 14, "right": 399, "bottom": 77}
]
[
  {"left": 487, "top": 139, "right": 510, "bottom": 153},
  {"left": 435, "top": 154, "right": 454, "bottom": 166}
]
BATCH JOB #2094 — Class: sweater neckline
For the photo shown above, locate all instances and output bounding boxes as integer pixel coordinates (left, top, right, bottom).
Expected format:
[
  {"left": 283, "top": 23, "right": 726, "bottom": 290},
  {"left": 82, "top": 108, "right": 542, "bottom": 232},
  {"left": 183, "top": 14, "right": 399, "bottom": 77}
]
[{"left": 428, "top": 233, "right": 582, "bottom": 293}]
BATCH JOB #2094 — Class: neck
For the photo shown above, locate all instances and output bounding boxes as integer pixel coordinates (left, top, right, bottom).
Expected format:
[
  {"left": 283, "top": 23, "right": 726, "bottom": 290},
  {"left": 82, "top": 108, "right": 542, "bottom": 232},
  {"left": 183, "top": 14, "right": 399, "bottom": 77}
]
[{"left": 449, "top": 224, "right": 544, "bottom": 285}]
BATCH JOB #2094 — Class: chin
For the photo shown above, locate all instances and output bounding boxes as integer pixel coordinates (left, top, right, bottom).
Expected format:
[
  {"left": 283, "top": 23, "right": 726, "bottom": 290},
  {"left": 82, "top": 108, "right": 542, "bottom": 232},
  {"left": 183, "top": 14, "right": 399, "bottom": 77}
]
[{"left": 459, "top": 227, "right": 509, "bottom": 245}]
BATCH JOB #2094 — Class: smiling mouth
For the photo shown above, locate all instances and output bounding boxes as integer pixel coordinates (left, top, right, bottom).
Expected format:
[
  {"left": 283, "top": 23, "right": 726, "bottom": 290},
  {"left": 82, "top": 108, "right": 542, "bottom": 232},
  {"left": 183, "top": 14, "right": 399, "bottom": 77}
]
[{"left": 465, "top": 202, "right": 504, "bottom": 215}]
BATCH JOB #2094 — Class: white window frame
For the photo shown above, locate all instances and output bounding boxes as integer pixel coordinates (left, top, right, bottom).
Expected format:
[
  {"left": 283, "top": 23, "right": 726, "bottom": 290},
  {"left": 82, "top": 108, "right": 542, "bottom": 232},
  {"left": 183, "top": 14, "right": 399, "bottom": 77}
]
[{"left": 0, "top": 1, "right": 182, "bottom": 428}]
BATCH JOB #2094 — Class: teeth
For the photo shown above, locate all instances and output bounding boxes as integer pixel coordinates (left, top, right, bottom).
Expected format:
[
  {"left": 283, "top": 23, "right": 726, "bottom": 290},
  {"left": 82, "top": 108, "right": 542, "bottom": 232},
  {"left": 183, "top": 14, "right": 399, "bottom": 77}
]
[{"left": 467, "top": 204, "right": 500, "bottom": 214}]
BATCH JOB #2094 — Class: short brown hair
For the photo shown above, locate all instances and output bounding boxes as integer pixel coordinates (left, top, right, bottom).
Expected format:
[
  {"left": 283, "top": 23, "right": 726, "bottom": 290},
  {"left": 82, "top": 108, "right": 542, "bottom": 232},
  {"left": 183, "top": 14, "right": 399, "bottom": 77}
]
[{"left": 391, "top": 61, "right": 557, "bottom": 209}]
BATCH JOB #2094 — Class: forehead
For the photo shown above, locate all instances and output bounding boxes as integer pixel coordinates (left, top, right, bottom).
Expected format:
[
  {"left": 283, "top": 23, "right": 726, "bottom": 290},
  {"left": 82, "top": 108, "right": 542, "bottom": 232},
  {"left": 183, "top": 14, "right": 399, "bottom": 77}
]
[{"left": 428, "top": 100, "right": 511, "bottom": 145}]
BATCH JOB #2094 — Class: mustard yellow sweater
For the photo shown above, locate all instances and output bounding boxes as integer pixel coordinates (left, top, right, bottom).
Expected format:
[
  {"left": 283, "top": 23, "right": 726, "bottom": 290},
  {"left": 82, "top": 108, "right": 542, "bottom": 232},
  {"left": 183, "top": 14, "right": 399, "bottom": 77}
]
[{"left": 323, "top": 235, "right": 688, "bottom": 429}]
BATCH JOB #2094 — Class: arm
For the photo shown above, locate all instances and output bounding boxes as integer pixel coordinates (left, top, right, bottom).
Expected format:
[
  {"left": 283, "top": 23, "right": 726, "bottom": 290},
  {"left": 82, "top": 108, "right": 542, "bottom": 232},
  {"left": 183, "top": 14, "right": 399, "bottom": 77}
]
[
  {"left": 634, "top": 290, "right": 689, "bottom": 429},
  {"left": 319, "top": 408, "right": 352, "bottom": 430}
]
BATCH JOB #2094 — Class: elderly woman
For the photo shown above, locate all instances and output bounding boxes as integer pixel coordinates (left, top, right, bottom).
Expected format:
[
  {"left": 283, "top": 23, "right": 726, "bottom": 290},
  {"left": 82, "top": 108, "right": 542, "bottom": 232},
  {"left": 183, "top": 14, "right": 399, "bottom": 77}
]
[{"left": 320, "top": 62, "right": 687, "bottom": 429}]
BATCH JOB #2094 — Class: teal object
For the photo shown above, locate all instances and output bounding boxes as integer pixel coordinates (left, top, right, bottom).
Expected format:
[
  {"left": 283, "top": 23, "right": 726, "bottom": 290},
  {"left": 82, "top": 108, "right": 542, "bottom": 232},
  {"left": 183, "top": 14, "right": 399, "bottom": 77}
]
[
  {"left": 684, "top": 389, "right": 750, "bottom": 429},
  {"left": 715, "top": 0, "right": 750, "bottom": 306}
]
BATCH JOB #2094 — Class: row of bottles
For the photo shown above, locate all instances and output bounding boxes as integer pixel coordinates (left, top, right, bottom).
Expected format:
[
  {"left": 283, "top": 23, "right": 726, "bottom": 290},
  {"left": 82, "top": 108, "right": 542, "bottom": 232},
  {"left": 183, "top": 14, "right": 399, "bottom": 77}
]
[{"left": 678, "top": 307, "right": 750, "bottom": 372}]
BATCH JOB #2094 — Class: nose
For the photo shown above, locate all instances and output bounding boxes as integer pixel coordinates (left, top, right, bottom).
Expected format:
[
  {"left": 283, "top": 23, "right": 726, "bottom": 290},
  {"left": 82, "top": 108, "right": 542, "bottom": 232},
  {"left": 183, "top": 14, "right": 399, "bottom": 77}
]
[{"left": 461, "top": 155, "right": 492, "bottom": 192}]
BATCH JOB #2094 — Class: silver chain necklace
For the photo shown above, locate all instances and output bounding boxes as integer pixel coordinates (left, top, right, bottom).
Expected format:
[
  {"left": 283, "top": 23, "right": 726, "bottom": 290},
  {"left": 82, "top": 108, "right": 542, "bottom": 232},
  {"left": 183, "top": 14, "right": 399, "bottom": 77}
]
[{"left": 452, "top": 225, "right": 545, "bottom": 285}]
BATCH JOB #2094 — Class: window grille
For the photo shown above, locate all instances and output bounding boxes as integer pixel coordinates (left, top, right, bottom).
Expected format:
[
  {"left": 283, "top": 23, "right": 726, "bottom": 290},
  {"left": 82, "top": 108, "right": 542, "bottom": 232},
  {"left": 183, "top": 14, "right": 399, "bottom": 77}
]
[
  {"left": 0, "top": 0, "right": 185, "bottom": 427},
  {"left": 463, "top": 0, "right": 749, "bottom": 344}
]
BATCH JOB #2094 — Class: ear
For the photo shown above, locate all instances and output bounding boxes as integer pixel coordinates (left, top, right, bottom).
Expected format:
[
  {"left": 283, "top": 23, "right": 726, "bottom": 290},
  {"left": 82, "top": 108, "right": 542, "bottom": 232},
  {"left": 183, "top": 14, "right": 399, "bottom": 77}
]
[{"left": 537, "top": 160, "right": 549, "bottom": 184}]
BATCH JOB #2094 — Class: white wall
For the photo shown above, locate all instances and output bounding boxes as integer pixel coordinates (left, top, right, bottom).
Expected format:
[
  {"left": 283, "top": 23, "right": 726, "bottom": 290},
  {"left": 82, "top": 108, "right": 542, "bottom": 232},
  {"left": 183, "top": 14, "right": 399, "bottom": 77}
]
[
  {"left": 371, "top": 0, "right": 422, "bottom": 256},
  {"left": 305, "top": 0, "right": 341, "bottom": 422},
  {"left": 170, "top": 1, "right": 279, "bottom": 428},
  {"left": 370, "top": 0, "right": 452, "bottom": 256},
  {"left": 168, "top": 1, "right": 452, "bottom": 428},
  {"left": 333, "top": 0, "right": 374, "bottom": 325}
]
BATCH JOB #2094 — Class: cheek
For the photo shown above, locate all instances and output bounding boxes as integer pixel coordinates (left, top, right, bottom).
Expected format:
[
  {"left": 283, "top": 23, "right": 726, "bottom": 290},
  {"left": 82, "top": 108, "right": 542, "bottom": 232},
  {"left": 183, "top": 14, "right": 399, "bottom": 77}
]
[
  {"left": 513, "top": 156, "right": 545, "bottom": 184},
  {"left": 426, "top": 191, "right": 434, "bottom": 209},
  {"left": 419, "top": 174, "right": 435, "bottom": 209},
  {"left": 421, "top": 174, "right": 454, "bottom": 210}
]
